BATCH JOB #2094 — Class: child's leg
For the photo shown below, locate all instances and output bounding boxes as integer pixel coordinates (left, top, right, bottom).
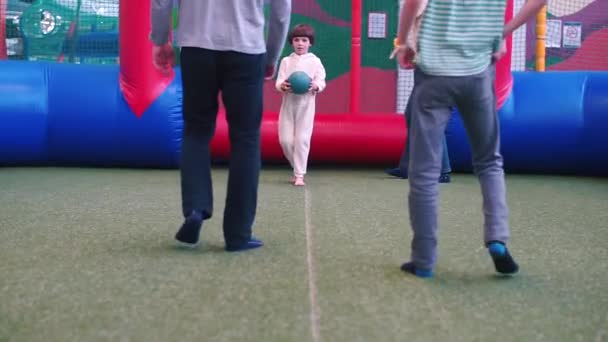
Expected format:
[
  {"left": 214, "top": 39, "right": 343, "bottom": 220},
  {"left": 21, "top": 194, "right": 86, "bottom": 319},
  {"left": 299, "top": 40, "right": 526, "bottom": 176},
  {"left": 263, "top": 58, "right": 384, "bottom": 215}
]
[
  {"left": 440, "top": 134, "right": 451, "bottom": 174},
  {"left": 407, "top": 71, "right": 454, "bottom": 271},
  {"left": 278, "top": 103, "right": 295, "bottom": 168},
  {"left": 293, "top": 100, "right": 316, "bottom": 177},
  {"left": 455, "top": 67, "right": 509, "bottom": 245}
]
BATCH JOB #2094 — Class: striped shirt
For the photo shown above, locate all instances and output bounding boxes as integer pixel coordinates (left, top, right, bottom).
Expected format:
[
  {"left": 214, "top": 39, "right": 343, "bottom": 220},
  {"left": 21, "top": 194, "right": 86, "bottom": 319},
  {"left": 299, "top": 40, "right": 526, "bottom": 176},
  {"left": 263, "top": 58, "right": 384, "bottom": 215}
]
[{"left": 417, "top": 0, "right": 506, "bottom": 76}]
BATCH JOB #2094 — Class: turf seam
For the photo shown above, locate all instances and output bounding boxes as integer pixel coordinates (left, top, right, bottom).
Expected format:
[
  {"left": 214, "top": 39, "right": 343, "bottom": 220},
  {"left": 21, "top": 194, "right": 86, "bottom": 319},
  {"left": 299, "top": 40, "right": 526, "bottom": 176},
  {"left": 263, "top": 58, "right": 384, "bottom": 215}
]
[{"left": 305, "top": 186, "right": 322, "bottom": 342}]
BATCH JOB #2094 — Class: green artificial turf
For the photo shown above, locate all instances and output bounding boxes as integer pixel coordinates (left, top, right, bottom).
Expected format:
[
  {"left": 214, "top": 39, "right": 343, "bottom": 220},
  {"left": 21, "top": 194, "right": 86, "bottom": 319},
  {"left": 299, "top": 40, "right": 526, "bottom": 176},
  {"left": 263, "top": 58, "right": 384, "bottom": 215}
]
[{"left": 1, "top": 167, "right": 607, "bottom": 342}]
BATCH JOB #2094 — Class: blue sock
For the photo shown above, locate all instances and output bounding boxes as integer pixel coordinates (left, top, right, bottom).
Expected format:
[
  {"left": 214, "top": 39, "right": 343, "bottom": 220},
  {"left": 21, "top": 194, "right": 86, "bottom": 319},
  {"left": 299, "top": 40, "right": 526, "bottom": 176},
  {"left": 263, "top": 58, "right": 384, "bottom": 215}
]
[
  {"left": 401, "top": 262, "right": 433, "bottom": 278},
  {"left": 488, "top": 241, "right": 506, "bottom": 256}
]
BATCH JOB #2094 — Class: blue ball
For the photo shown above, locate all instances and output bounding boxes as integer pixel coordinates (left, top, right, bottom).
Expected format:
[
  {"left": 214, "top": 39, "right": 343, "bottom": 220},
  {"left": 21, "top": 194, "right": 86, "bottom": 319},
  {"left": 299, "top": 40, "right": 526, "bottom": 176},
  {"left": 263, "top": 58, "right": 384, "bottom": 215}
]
[{"left": 288, "top": 71, "right": 312, "bottom": 95}]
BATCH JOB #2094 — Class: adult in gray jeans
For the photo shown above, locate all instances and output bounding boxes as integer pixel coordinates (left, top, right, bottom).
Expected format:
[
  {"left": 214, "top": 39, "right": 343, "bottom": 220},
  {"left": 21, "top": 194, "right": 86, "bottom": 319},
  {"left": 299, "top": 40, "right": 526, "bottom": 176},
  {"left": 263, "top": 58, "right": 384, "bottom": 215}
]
[{"left": 393, "top": 0, "right": 547, "bottom": 277}]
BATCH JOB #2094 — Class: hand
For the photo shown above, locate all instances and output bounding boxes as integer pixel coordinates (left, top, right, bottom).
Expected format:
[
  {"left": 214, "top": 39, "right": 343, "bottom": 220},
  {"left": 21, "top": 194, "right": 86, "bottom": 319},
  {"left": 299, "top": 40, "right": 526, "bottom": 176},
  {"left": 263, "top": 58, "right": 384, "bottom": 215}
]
[
  {"left": 152, "top": 42, "right": 175, "bottom": 75},
  {"left": 492, "top": 38, "right": 507, "bottom": 62},
  {"left": 265, "top": 64, "right": 276, "bottom": 80},
  {"left": 308, "top": 82, "right": 319, "bottom": 92},
  {"left": 390, "top": 45, "right": 416, "bottom": 69},
  {"left": 280, "top": 81, "right": 291, "bottom": 92}
]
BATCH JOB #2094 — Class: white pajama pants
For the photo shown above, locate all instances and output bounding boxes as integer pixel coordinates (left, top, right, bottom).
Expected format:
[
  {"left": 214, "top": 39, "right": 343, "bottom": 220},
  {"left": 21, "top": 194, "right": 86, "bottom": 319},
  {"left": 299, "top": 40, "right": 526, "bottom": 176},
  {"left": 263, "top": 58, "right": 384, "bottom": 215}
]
[{"left": 278, "top": 94, "right": 316, "bottom": 177}]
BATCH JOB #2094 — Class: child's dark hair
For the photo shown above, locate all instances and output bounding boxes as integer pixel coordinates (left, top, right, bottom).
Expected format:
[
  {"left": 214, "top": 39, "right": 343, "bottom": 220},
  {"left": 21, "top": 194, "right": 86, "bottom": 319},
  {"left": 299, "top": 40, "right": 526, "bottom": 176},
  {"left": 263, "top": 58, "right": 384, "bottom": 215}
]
[{"left": 288, "top": 24, "right": 315, "bottom": 45}]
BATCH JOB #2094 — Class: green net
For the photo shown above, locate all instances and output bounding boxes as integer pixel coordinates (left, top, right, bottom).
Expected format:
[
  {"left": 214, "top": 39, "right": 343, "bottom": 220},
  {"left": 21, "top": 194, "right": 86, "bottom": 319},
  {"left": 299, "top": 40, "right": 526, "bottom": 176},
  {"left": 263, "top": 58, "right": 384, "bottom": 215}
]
[
  {"left": 2, "top": 0, "right": 120, "bottom": 63},
  {"left": 4, "top": 0, "right": 602, "bottom": 113},
  {"left": 361, "top": 0, "right": 399, "bottom": 113},
  {"left": 512, "top": 0, "right": 607, "bottom": 71},
  {"left": 271, "top": 0, "right": 398, "bottom": 113}
]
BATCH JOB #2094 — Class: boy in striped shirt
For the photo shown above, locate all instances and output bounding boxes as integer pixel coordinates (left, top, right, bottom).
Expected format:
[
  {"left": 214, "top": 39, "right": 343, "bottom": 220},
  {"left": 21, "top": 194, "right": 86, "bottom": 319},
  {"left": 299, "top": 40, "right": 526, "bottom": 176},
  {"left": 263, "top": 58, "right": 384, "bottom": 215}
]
[{"left": 394, "top": 0, "right": 547, "bottom": 277}]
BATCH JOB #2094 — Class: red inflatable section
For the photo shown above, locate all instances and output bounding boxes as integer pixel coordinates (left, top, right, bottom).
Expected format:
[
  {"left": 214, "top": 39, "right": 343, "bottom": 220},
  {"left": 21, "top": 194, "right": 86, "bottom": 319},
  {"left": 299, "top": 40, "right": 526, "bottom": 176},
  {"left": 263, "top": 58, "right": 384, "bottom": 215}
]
[
  {"left": 495, "top": 0, "right": 514, "bottom": 110},
  {"left": 119, "top": 0, "right": 512, "bottom": 164},
  {"left": 208, "top": 0, "right": 513, "bottom": 165},
  {"left": 119, "top": 0, "right": 174, "bottom": 117},
  {"left": 211, "top": 112, "right": 407, "bottom": 164}
]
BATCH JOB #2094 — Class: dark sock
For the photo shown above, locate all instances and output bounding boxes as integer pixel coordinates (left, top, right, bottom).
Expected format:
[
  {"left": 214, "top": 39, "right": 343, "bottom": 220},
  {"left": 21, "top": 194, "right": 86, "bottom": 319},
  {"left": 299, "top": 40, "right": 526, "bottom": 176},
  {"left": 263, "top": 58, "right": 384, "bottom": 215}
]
[
  {"left": 225, "top": 237, "right": 264, "bottom": 252},
  {"left": 175, "top": 211, "right": 203, "bottom": 246},
  {"left": 439, "top": 173, "right": 451, "bottom": 183},
  {"left": 384, "top": 167, "right": 408, "bottom": 179}
]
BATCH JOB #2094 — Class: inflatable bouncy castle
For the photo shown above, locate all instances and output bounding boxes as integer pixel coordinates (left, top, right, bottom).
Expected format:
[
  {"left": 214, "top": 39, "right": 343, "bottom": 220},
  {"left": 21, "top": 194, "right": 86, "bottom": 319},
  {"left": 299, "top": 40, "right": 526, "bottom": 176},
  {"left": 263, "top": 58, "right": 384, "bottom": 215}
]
[{"left": 0, "top": 0, "right": 607, "bottom": 175}]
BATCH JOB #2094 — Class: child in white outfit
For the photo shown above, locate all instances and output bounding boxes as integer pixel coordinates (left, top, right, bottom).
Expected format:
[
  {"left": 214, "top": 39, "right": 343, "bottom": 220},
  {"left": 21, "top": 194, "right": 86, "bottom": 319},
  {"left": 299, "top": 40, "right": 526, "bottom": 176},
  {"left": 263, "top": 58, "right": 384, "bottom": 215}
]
[{"left": 276, "top": 24, "right": 326, "bottom": 186}]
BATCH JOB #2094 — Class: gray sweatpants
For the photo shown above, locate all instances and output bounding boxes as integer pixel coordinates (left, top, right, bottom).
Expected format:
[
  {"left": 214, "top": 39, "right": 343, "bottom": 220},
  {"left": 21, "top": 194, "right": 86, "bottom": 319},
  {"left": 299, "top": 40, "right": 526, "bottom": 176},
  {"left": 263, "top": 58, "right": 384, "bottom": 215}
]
[{"left": 407, "top": 65, "right": 510, "bottom": 270}]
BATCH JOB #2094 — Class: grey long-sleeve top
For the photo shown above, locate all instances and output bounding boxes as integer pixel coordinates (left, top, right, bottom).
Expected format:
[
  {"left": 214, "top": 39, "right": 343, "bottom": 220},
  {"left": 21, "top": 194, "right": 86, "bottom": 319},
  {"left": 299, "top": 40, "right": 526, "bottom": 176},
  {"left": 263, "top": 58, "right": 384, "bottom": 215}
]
[{"left": 151, "top": 0, "right": 291, "bottom": 66}]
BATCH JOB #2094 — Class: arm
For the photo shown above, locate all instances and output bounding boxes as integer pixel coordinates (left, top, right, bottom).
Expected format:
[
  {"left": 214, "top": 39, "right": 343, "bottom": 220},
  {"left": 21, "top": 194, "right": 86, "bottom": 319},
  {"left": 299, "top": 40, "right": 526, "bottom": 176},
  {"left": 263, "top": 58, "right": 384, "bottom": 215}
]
[
  {"left": 408, "top": 17, "right": 422, "bottom": 49},
  {"left": 493, "top": 0, "right": 547, "bottom": 61},
  {"left": 266, "top": 0, "right": 292, "bottom": 67},
  {"left": 396, "top": 0, "right": 424, "bottom": 48},
  {"left": 389, "top": 0, "right": 423, "bottom": 66},
  {"left": 408, "top": 0, "right": 428, "bottom": 48},
  {"left": 275, "top": 58, "right": 289, "bottom": 92},
  {"left": 312, "top": 59, "right": 326, "bottom": 93},
  {"left": 503, "top": 0, "right": 548, "bottom": 37},
  {"left": 150, "top": 0, "right": 173, "bottom": 46}
]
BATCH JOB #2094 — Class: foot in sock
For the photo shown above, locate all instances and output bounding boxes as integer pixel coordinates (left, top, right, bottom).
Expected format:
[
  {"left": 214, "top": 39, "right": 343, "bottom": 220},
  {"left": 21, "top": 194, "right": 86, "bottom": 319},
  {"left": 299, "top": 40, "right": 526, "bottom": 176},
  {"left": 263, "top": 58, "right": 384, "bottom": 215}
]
[
  {"left": 226, "top": 237, "right": 264, "bottom": 252},
  {"left": 385, "top": 167, "right": 408, "bottom": 179},
  {"left": 400, "top": 262, "right": 433, "bottom": 278},
  {"left": 175, "top": 211, "right": 203, "bottom": 247},
  {"left": 487, "top": 241, "right": 519, "bottom": 274}
]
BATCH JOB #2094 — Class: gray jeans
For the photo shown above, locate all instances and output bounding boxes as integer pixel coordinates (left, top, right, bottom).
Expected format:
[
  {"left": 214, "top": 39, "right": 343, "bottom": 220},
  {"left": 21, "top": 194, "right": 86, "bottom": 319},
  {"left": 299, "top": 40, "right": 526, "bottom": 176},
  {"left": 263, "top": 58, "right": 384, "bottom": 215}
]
[
  {"left": 399, "top": 94, "right": 451, "bottom": 175},
  {"left": 407, "top": 66, "right": 510, "bottom": 270}
]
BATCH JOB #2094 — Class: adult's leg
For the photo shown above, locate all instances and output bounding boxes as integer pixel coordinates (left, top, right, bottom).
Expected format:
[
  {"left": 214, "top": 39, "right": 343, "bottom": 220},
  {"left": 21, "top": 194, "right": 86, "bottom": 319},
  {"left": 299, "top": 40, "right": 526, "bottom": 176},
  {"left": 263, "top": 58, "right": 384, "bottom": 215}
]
[
  {"left": 393, "top": 91, "right": 452, "bottom": 179},
  {"left": 456, "top": 66, "right": 517, "bottom": 274},
  {"left": 440, "top": 134, "right": 452, "bottom": 174},
  {"left": 455, "top": 66, "right": 509, "bottom": 244},
  {"left": 179, "top": 47, "right": 219, "bottom": 220},
  {"left": 407, "top": 70, "right": 455, "bottom": 270},
  {"left": 398, "top": 98, "right": 414, "bottom": 174},
  {"left": 219, "top": 51, "right": 265, "bottom": 246}
]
